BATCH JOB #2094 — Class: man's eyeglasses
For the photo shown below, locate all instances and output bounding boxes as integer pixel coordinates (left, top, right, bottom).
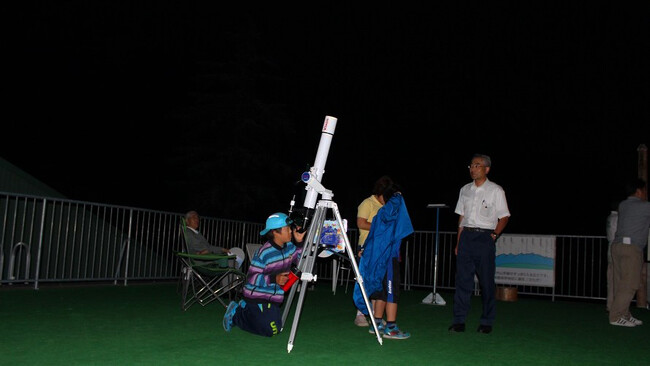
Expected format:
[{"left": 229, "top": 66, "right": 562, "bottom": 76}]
[{"left": 467, "top": 164, "right": 485, "bottom": 169}]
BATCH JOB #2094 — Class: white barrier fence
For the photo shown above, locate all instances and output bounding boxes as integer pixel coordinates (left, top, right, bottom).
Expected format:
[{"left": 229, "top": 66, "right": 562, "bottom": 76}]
[{"left": 2, "top": 191, "right": 631, "bottom": 303}]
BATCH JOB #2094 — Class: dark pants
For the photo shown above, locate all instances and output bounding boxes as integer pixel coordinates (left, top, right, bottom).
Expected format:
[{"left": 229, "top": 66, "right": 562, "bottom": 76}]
[
  {"left": 452, "top": 230, "right": 496, "bottom": 326},
  {"left": 370, "top": 257, "right": 401, "bottom": 303},
  {"left": 232, "top": 301, "right": 282, "bottom": 337}
]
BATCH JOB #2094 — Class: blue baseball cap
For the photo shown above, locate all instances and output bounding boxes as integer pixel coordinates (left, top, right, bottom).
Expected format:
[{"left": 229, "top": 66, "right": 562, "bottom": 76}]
[{"left": 260, "top": 212, "right": 293, "bottom": 235}]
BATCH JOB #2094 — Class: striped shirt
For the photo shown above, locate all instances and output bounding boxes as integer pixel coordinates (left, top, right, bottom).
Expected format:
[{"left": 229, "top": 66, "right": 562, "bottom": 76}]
[{"left": 242, "top": 239, "right": 303, "bottom": 304}]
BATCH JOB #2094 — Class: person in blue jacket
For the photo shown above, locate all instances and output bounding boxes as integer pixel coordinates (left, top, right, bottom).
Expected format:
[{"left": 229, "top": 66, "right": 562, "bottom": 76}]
[{"left": 353, "top": 183, "right": 414, "bottom": 339}]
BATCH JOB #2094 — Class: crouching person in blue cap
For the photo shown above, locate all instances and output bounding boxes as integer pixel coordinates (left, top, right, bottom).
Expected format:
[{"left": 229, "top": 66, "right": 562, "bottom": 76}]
[{"left": 222, "top": 212, "right": 305, "bottom": 336}]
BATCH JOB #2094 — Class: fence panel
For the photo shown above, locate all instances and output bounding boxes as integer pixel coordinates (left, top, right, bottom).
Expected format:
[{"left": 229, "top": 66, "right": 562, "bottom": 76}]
[{"left": 1, "top": 192, "right": 609, "bottom": 302}]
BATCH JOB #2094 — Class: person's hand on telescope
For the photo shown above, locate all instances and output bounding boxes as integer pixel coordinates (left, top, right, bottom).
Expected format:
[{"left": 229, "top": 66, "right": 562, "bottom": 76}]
[
  {"left": 276, "top": 272, "right": 290, "bottom": 286},
  {"left": 292, "top": 226, "right": 306, "bottom": 243}
]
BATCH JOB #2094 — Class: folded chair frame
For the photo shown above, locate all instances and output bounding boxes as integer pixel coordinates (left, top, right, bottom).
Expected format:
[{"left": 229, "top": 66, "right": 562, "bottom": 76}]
[{"left": 176, "top": 252, "right": 245, "bottom": 311}]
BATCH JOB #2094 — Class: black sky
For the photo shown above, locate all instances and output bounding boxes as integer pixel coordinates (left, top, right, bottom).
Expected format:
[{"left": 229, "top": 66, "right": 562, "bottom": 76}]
[{"left": 4, "top": 2, "right": 649, "bottom": 235}]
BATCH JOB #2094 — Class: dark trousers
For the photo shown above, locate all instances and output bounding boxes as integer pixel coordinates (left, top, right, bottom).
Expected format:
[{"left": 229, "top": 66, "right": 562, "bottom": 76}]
[
  {"left": 370, "top": 257, "right": 401, "bottom": 303},
  {"left": 452, "top": 230, "right": 496, "bottom": 326},
  {"left": 233, "top": 301, "right": 282, "bottom": 337}
]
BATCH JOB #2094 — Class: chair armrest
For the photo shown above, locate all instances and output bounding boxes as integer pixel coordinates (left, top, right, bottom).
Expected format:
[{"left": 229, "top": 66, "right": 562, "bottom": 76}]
[{"left": 176, "top": 252, "right": 236, "bottom": 261}]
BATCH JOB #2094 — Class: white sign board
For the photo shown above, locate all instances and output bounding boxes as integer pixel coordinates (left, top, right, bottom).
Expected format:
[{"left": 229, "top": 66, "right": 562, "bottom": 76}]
[{"left": 495, "top": 234, "right": 555, "bottom": 287}]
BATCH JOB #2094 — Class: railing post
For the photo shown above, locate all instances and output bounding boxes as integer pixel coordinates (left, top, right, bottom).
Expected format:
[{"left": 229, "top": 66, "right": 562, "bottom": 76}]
[
  {"left": 403, "top": 239, "right": 410, "bottom": 290},
  {"left": 33, "top": 198, "right": 47, "bottom": 290},
  {"left": 0, "top": 195, "right": 7, "bottom": 285},
  {"left": 113, "top": 209, "right": 134, "bottom": 286},
  {"left": 123, "top": 209, "right": 133, "bottom": 286}
]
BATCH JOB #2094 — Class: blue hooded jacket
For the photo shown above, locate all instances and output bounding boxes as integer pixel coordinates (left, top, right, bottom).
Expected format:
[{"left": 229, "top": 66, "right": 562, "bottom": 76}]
[{"left": 353, "top": 193, "right": 413, "bottom": 314}]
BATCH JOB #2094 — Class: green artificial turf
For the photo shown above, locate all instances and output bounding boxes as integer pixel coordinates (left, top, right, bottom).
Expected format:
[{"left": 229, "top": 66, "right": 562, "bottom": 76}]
[{"left": 1, "top": 282, "right": 647, "bottom": 365}]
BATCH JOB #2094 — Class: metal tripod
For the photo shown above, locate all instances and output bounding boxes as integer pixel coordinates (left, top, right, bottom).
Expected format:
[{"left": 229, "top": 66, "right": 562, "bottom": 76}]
[{"left": 281, "top": 198, "right": 382, "bottom": 353}]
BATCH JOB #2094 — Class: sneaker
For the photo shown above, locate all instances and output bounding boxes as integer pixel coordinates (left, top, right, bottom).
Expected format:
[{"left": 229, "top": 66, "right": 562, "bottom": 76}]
[
  {"left": 627, "top": 315, "right": 643, "bottom": 325},
  {"left": 610, "top": 317, "right": 636, "bottom": 327},
  {"left": 369, "top": 319, "right": 386, "bottom": 334},
  {"left": 354, "top": 313, "right": 369, "bottom": 327},
  {"left": 223, "top": 301, "right": 239, "bottom": 332},
  {"left": 383, "top": 324, "right": 410, "bottom": 339}
]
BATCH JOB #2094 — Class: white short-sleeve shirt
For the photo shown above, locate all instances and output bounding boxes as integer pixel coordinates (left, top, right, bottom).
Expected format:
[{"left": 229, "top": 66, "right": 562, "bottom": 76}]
[{"left": 455, "top": 178, "right": 510, "bottom": 230}]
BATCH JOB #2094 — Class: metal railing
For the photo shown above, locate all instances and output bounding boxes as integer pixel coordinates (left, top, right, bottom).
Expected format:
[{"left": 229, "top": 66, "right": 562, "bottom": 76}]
[
  {"left": 0, "top": 192, "right": 265, "bottom": 288},
  {"left": 1, "top": 192, "right": 609, "bottom": 301},
  {"left": 401, "top": 232, "right": 608, "bottom": 301}
]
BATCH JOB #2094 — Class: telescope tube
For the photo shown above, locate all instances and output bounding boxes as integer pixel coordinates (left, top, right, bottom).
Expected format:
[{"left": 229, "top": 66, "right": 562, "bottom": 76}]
[{"left": 303, "top": 116, "right": 337, "bottom": 209}]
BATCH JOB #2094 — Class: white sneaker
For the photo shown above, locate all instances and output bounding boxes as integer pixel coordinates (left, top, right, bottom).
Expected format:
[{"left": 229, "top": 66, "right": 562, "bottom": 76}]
[
  {"left": 354, "top": 314, "right": 369, "bottom": 327},
  {"left": 627, "top": 315, "right": 643, "bottom": 325},
  {"left": 610, "top": 317, "right": 636, "bottom": 327}
]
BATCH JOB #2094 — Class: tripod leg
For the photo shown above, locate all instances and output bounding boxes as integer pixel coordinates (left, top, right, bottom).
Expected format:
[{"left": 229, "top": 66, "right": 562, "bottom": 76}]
[
  {"left": 282, "top": 203, "right": 325, "bottom": 326},
  {"left": 284, "top": 203, "right": 325, "bottom": 352},
  {"left": 287, "top": 275, "right": 310, "bottom": 353},
  {"left": 281, "top": 278, "right": 299, "bottom": 328},
  {"left": 331, "top": 202, "right": 383, "bottom": 345}
]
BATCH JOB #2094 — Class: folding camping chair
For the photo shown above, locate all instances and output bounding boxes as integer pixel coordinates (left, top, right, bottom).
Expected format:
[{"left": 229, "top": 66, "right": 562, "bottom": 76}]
[
  {"left": 245, "top": 243, "right": 262, "bottom": 270},
  {"left": 176, "top": 218, "right": 245, "bottom": 311}
]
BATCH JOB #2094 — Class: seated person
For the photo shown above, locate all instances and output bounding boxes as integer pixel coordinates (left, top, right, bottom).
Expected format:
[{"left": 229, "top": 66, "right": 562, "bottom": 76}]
[{"left": 184, "top": 210, "right": 238, "bottom": 268}]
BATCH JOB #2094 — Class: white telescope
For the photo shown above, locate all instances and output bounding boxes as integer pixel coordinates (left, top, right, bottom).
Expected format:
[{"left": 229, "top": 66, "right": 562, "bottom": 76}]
[{"left": 301, "top": 115, "right": 337, "bottom": 210}]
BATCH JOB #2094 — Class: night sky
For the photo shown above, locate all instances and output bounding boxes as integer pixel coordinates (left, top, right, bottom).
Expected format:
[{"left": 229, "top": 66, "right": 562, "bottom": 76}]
[{"left": 4, "top": 2, "right": 649, "bottom": 235}]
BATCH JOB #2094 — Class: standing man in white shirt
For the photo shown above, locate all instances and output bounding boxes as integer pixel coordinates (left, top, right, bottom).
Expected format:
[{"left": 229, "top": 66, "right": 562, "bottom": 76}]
[{"left": 448, "top": 154, "right": 510, "bottom": 334}]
